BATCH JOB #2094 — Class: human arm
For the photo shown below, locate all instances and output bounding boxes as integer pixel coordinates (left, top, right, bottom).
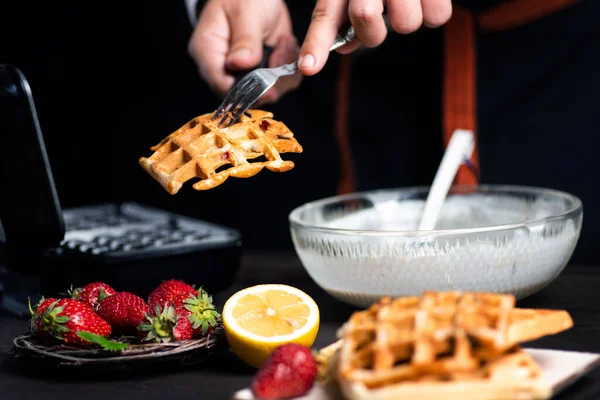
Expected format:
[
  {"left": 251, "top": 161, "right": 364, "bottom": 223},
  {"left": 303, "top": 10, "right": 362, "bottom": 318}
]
[{"left": 186, "top": 0, "right": 302, "bottom": 104}]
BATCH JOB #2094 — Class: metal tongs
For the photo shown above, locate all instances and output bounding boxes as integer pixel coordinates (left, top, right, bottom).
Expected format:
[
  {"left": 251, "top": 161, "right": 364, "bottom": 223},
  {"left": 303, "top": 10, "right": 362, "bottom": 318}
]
[{"left": 213, "top": 25, "right": 356, "bottom": 127}]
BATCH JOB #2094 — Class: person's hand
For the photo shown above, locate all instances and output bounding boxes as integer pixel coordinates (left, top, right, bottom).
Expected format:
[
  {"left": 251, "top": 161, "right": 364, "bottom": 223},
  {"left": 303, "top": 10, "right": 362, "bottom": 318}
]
[
  {"left": 299, "top": 0, "right": 453, "bottom": 76},
  {"left": 189, "top": 0, "right": 302, "bottom": 105}
]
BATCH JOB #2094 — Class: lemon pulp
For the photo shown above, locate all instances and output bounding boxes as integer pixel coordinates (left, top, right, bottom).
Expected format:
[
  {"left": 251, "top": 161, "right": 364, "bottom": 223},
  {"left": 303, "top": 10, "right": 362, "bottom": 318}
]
[{"left": 233, "top": 290, "right": 310, "bottom": 335}]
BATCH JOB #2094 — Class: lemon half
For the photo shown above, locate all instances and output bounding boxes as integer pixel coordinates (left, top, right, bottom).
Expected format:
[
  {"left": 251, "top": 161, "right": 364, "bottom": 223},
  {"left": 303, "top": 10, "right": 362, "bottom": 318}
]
[{"left": 222, "top": 284, "right": 320, "bottom": 368}]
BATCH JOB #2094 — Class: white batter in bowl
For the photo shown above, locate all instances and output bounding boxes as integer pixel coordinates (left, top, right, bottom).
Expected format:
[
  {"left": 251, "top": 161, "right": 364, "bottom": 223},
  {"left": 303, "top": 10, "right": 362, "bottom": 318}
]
[{"left": 289, "top": 185, "right": 583, "bottom": 307}]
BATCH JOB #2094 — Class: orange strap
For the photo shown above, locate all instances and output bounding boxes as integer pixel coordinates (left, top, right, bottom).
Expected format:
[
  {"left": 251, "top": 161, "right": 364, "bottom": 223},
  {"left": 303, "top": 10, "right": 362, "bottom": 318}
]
[
  {"left": 444, "top": 0, "right": 581, "bottom": 185},
  {"left": 443, "top": 6, "right": 478, "bottom": 185},
  {"left": 334, "top": 54, "right": 357, "bottom": 195},
  {"left": 478, "top": 0, "right": 582, "bottom": 33}
]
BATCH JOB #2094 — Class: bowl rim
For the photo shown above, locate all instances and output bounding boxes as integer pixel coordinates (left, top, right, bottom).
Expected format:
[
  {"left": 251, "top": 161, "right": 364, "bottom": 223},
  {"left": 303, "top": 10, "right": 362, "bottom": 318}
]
[{"left": 288, "top": 184, "right": 583, "bottom": 237}]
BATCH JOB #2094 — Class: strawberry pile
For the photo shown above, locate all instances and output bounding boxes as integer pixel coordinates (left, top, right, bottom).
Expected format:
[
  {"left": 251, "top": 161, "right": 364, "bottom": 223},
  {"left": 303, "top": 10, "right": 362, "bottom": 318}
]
[{"left": 29, "top": 279, "right": 221, "bottom": 350}]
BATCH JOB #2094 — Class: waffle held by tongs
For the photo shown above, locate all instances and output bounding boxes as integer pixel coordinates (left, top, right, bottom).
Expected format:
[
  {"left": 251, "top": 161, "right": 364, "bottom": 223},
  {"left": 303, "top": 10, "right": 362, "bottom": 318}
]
[{"left": 139, "top": 110, "right": 302, "bottom": 194}]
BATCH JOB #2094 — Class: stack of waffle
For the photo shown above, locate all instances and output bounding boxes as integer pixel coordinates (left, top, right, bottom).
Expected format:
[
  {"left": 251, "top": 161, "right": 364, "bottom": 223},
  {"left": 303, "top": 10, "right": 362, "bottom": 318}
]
[
  {"left": 318, "top": 292, "right": 573, "bottom": 400},
  {"left": 139, "top": 110, "right": 302, "bottom": 194}
]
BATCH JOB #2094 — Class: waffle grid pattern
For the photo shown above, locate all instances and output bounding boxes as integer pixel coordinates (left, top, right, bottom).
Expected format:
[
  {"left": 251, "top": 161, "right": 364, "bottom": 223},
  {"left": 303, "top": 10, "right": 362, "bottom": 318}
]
[
  {"left": 337, "top": 292, "right": 567, "bottom": 391},
  {"left": 139, "top": 110, "right": 302, "bottom": 193}
]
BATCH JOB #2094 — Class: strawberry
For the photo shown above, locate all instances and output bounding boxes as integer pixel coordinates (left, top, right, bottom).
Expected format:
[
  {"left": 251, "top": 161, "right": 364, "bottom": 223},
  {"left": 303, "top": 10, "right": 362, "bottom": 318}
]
[
  {"left": 70, "top": 281, "right": 116, "bottom": 310},
  {"left": 170, "top": 288, "right": 220, "bottom": 338},
  {"left": 31, "top": 298, "right": 112, "bottom": 347},
  {"left": 137, "top": 303, "right": 193, "bottom": 342},
  {"left": 252, "top": 343, "right": 318, "bottom": 399},
  {"left": 28, "top": 297, "right": 58, "bottom": 335},
  {"left": 96, "top": 292, "right": 149, "bottom": 335},
  {"left": 147, "top": 279, "right": 197, "bottom": 310}
]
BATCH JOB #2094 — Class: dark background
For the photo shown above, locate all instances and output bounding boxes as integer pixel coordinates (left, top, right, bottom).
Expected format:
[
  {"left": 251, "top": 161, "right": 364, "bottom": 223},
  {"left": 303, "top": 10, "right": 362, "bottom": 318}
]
[
  {"left": 0, "top": 1, "right": 342, "bottom": 252},
  {"left": 1, "top": 0, "right": 599, "bottom": 262}
]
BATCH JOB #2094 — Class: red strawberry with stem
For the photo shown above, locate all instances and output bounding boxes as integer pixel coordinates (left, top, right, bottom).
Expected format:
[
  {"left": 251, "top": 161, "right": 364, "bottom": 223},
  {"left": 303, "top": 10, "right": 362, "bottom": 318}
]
[
  {"left": 148, "top": 279, "right": 197, "bottom": 310},
  {"left": 170, "top": 287, "right": 221, "bottom": 337},
  {"left": 30, "top": 298, "right": 112, "bottom": 347},
  {"left": 69, "top": 282, "right": 116, "bottom": 310},
  {"left": 96, "top": 292, "right": 149, "bottom": 335},
  {"left": 252, "top": 343, "right": 318, "bottom": 399},
  {"left": 28, "top": 297, "right": 58, "bottom": 335},
  {"left": 137, "top": 303, "right": 193, "bottom": 342}
]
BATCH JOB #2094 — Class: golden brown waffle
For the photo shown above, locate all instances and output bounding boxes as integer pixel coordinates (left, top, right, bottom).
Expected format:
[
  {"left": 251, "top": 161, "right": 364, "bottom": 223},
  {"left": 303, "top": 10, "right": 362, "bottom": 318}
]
[
  {"left": 334, "top": 292, "right": 573, "bottom": 400},
  {"left": 139, "top": 110, "right": 302, "bottom": 194}
]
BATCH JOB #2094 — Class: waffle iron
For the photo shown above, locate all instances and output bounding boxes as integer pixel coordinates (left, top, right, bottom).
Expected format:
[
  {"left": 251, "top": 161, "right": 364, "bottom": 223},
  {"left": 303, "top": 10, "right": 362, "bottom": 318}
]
[{"left": 0, "top": 64, "right": 242, "bottom": 316}]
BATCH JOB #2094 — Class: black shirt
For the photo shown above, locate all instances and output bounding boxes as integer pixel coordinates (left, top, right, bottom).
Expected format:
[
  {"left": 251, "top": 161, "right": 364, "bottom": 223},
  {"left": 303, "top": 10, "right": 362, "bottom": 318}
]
[{"left": 455, "top": 0, "right": 508, "bottom": 12}]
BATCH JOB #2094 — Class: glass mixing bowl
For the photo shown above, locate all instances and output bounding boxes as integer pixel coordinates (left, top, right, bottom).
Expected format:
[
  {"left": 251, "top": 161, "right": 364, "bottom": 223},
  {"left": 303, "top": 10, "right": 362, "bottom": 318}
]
[{"left": 289, "top": 185, "right": 583, "bottom": 308}]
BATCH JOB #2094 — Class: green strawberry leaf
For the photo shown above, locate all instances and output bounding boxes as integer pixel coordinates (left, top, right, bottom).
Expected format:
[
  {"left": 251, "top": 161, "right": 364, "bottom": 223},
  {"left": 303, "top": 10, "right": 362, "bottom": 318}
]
[
  {"left": 77, "top": 332, "right": 129, "bottom": 352},
  {"left": 190, "top": 314, "right": 202, "bottom": 330},
  {"left": 154, "top": 304, "right": 163, "bottom": 317},
  {"left": 183, "top": 304, "right": 196, "bottom": 313},
  {"left": 54, "top": 316, "right": 70, "bottom": 324},
  {"left": 47, "top": 301, "right": 65, "bottom": 315},
  {"left": 137, "top": 323, "right": 154, "bottom": 332},
  {"left": 98, "top": 288, "right": 108, "bottom": 302},
  {"left": 62, "top": 285, "right": 75, "bottom": 298},
  {"left": 27, "top": 297, "right": 36, "bottom": 318},
  {"left": 54, "top": 325, "right": 70, "bottom": 333}
]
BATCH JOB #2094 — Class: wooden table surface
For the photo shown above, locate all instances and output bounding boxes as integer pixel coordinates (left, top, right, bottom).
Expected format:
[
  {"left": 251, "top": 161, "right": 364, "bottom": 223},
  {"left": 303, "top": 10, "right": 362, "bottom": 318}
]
[{"left": 1, "top": 251, "right": 600, "bottom": 400}]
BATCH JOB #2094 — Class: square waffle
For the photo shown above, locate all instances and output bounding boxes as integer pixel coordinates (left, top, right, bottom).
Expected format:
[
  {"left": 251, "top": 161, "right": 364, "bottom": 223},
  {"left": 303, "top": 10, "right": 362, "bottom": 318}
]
[
  {"left": 329, "top": 292, "right": 573, "bottom": 400},
  {"left": 139, "top": 110, "right": 302, "bottom": 194}
]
